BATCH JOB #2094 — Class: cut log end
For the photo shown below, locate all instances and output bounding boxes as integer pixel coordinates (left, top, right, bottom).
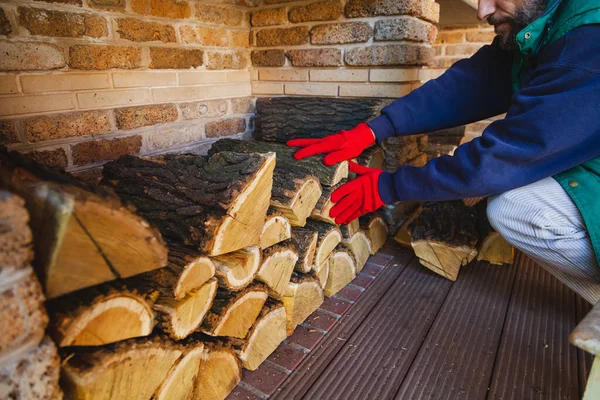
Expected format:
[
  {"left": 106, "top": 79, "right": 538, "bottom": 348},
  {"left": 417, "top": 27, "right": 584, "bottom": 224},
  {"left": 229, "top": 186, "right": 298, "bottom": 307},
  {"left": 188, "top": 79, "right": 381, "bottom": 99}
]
[
  {"left": 256, "top": 245, "right": 299, "bottom": 299},
  {"left": 360, "top": 214, "right": 388, "bottom": 254},
  {"left": 477, "top": 232, "right": 514, "bottom": 266},
  {"left": 325, "top": 246, "right": 357, "bottom": 298},
  {"left": 211, "top": 246, "right": 262, "bottom": 291},
  {"left": 172, "top": 255, "right": 216, "bottom": 300},
  {"left": 154, "top": 346, "right": 204, "bottom": 400},
  {"left": 194, "top": 347, "right": 241, "bottom": 400},
  {"left": 412, "top": 242, "right": 478, "bottom": 281},
  {"left": 291, "top": 227, "right": 319, "bottom": 274},
  {"left": 272, "top": 177, "right": 322, "bottom": 227},
  {"left": 283, "top": 274, "right": 324, "bottom": 335},
  {"left": 343, "top": 231, "right": 372, "bottom": 273},
  {"left": 260, "top": 211, "right": 292, "bottom": 249}
]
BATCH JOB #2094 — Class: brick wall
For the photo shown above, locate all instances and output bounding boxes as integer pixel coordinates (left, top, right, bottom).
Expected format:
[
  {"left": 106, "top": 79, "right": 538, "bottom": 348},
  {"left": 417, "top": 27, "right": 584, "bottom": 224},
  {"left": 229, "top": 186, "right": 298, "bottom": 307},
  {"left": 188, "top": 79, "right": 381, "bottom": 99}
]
[
  {"left": 249, "top": 0, "right": 441, "bottom": 98},
  {"left": 0, "top": 0, "right": 254, "bottom": 176}
]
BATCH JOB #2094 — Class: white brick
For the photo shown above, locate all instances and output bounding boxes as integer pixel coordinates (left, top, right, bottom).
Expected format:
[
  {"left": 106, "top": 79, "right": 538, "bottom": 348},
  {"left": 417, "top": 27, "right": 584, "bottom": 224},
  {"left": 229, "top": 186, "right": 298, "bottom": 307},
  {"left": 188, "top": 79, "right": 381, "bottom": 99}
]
[
  {"left": 21, "top": 73, "right": 111, "bottom": 93},
  {"left": 259, "top": 69, "right": 308, "bottom": 82},
  {"left": 370, "top": 69, "right": 419, "bottom": 82},
  {"left": 152, "top": 86, "right": 207, "bottom": 102},
  {"left": 77, "top": 89, "right": 151, "bottom": 109},
  {"left": 284, "top": 83, "right": 338, "bottom": 97},
  {"left": 417, "top": 68, "right": 445, "bottom": 81},
  {"left": 113, "top": 72, "right": 177, "bottom": 88},
  {"left": 252, "top": 82, "right": 284, "bottom": 95},
  {"left": 339, "top": 84, "right": 411, "bottom": 98},
  {"left": 206, "top": 83, "right": 252, "bottom": 99},
  {"left": 226, "top": 70, "right": 251, "bottom": 83},
  {"left": 146, "top": 124, "right": 205, "bottom": 151},
  {"left": 251, "top": 69, "right": 259, "bottom": 81},
  {"left": 0, "top": 75, "right": 19, "bottom": 95},
  {"left": 309, "top": 69, "right": 368, "bottom": 82},
  {"left": 178, "top": 71, "right": 227, "bottom": 86},
  {"left": 0, "top": 94, "right": 75, "bottom": 116}
]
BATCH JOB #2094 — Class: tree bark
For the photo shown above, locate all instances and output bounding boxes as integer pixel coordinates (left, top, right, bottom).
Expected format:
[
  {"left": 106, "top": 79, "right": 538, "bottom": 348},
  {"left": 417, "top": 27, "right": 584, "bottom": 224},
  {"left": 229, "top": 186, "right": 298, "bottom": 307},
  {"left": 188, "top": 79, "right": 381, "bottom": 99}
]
[
  {"left": 102, "top": 151, "right": 275, "bottom": 256},
  {"left": 290, "top": 227, "right": 319, "bottom": 274},
  {"left": 0, "top": 149, "right": 168, "bottom": 299},
  {"left": 255, "top": 97, "right": 391, "bottom": 142},
  {"left": 357, "top": 145, "right": 386, "bottom": 170}
]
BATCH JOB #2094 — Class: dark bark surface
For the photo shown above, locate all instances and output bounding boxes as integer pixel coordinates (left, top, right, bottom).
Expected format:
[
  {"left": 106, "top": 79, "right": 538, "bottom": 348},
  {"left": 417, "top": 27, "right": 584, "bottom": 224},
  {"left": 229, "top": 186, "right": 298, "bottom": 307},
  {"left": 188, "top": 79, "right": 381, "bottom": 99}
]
[
  {"left": 290, "top": 227, "right": 319, "bottom": 273},
  {"left": 409, "top": 201, "right": 478, "bottom": 247}
]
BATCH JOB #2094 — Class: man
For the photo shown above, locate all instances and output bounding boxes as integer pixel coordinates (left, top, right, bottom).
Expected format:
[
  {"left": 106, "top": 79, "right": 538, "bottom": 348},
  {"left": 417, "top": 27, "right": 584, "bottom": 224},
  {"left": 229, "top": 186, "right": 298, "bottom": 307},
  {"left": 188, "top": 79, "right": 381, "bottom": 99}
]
[{"left": 288, "top": 0, "right": 600, "bottom": 303}]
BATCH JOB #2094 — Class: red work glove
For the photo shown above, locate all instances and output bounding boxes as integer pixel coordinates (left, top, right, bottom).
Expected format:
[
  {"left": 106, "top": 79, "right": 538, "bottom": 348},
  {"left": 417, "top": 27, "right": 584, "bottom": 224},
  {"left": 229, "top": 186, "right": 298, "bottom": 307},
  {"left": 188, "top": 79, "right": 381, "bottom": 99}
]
[
  {"left": 287, "top": 123, "right": 375, "bottom": 166},
  {"left": 329, "top": 162, "right": 385, "bottom": 225}
]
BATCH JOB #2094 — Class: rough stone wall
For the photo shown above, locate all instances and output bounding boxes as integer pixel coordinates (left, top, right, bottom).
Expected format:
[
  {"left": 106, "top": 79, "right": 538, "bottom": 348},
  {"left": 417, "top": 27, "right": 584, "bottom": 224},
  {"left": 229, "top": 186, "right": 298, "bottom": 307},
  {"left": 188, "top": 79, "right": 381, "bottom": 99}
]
[
  {"left": 249, "top": 0, "right": 441, "bottom": 98},
  {"left": 0, "top": 0, "right": 254, "bottom": 177}
]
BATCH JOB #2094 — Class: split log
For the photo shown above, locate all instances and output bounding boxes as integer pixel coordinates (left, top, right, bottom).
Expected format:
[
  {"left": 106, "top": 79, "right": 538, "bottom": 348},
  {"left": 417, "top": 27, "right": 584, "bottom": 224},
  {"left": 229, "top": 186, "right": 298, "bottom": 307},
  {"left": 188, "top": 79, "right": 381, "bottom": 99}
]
[
  {"left": 201, "top": 283, "right": 269, "bottom": 338},
  {"left": 477, "top": 232, "right": 514, "bottom": 265},
  {"left": 209, "top": 138, "right": 347, "bottom": 187},
  {"left": 162, "top": 244, "right": 217, "bottom": 300},
  {"left": 359, "top": 214, "right": 388, "bottom": 254},
  {"left": 255, "top": 96, "right": 391, "bottom": 142},
  {"left": 409, "top": 201, "right": 479, "bottom": 281},
  {"left": 0, "top": 149, "right": 168, "bottom": 298},
  {"left": 310, "top": 182, "right": 342, "bottom": 225},
  {"left": 0, "top": 191, "right": 33, "bottom": 269},
  {"left": 379, "top": 201, "right": 421, "bottom": 237},
  {"left": 325, "top": 244, "right": 357, "bottom": 298},
  {"left": 382, "top": 136, "right": 423, "bottom": 170},
  {"left": 230, "top": 299, "right": 287, "bottom": 370},
  {"left": 393, "top": 206, "right": 423, "bottom": 247},
  {"left": 194, "top": 341, "right": 241, "bottom": 400},
  {"left": 270, "top": 167, "right": 322, "bottom": 226},
  {"left": 102, "top": 151, "right": 276, "bottom": 256},
  {"left": 211, "top": 246, "right": 261, "bottom": 291},
  {"left": 305, "top": 220, "right": 342, "bottom": 268},
  {"left": 343, "top": 231, "right": 372, "bottom": 273},
  {"left": 283, "top": 273, "right": 324, "bottom": 335},
  {"left": 256, "top": 243, "right": 299, "bottom": 299},
  {"left": 290, "top": 227, "right": 319, "bottom": 273},
  {"left": 153, "top": 340, "right": 204, "bottom": 400},
  {"left": 340, "top": 218, "right": 360, "bottom": 239},
  {"left": 0, "top": 336, "right": 61, "bottom": 400},
  {"left": 314, "top": 257, "right": 331, "bottom": 289},
  {"left": 61, "top": 335, "right": 184, "bottom": 400},
  {"left": 357, "top": 145, "right": 385, "bottom": 170},
  {"left": 260, "top": 209, "right": 292, "bottom": 249}
]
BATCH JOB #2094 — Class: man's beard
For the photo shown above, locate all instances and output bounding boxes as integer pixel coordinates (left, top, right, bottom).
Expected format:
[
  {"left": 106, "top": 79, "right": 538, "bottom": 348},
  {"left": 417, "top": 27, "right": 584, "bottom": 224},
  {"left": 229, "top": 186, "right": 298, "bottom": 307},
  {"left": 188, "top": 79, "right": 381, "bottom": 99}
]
[{"left": 489, "top": 0, "right": 547, "bottom": 50}]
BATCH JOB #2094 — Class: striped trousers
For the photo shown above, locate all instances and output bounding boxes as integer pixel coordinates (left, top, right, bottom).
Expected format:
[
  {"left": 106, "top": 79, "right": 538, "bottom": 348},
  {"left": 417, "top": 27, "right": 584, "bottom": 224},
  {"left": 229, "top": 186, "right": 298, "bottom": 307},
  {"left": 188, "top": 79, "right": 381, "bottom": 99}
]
[{"left": 487, "top": 177, "right": 600, "bottom": 304}]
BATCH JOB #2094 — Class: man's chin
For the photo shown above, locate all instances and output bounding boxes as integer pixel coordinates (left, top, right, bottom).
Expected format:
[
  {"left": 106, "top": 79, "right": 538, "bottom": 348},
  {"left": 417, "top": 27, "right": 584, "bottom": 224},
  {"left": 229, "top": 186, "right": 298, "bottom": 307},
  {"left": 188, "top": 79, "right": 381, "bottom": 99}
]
[{"left": 497, "top": 32, "right": 518, "bottom": 50}]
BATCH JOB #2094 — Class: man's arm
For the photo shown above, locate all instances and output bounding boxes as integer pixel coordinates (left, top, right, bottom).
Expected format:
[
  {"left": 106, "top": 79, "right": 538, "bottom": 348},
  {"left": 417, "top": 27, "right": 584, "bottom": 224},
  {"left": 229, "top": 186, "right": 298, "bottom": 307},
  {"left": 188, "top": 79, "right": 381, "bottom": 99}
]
[
  {"left": 368, "top": 37, "right": 514, "bottom": 143},
  {"left": 378, "top": 25, "right": 600, "bottom": 203}
]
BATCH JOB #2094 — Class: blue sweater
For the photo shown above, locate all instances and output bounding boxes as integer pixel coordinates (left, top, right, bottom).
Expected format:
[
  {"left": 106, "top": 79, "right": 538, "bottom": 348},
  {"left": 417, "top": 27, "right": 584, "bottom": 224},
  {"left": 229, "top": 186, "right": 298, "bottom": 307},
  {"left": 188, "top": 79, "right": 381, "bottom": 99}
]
[{"left": 368, "top": 24, "right": 600, "bottom": 204}]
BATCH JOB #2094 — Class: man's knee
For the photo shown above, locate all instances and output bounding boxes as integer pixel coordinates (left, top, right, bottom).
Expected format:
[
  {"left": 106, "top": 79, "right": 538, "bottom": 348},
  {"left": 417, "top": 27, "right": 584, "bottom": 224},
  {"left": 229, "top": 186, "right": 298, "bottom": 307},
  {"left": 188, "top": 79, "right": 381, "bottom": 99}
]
[{"left": 486, "top": 192, "right": 514, "bottom": 240}]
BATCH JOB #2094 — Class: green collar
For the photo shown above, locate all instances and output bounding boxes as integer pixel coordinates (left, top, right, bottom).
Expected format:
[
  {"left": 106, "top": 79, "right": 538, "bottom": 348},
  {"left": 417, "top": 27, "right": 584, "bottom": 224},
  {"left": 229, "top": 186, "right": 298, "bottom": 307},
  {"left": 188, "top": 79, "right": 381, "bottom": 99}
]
[{"left": 514, "top": 0, "right": 563, "bottom": 56}]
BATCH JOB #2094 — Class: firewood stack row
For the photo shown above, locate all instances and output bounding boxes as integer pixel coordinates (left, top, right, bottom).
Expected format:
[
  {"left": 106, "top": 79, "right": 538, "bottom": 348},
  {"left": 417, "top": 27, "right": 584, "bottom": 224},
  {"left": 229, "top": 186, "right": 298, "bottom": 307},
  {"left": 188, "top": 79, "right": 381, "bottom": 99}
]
[
  {"left": 0, "top": 134, "right": 388, "bottom": 399},
  {"left": 381, "top": 134, "right": 430, "bottom": 171}
]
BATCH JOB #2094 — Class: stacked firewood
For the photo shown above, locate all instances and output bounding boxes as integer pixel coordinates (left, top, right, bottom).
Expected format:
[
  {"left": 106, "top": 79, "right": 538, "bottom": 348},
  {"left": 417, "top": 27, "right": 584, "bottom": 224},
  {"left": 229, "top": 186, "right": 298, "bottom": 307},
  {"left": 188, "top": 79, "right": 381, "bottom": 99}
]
[{"left": 0, "top": 135, "right": 387, "bottom": 399}]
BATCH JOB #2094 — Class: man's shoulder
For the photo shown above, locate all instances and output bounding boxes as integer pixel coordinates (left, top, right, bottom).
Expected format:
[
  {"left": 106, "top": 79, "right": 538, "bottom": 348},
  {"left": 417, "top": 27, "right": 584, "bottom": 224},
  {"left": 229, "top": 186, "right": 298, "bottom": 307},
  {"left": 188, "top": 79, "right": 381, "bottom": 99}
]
[{"left": 539, "top": 24, "right": 600, "bottom": 73}]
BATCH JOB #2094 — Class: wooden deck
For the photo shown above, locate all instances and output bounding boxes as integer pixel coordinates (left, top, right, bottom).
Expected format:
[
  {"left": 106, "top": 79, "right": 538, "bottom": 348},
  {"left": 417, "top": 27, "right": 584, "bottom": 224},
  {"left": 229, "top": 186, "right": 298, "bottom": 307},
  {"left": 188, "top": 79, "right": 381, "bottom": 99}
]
[{"left": 230, "top": 242, "right": 593, "bottom": 400}]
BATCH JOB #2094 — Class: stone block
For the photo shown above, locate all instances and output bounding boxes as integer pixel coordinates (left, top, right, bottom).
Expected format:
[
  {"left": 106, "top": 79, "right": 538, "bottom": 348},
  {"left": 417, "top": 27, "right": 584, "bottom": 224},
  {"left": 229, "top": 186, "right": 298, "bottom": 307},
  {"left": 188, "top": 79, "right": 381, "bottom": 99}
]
[
  {"left": 19, "top": 7, "right": 107, "bottom": 38},
  {"left": 0, "top": 94, "right": 75, "bottom": 116},
  {"left": 25, "top": 111, "right": 112, "bottom": 142},
  {"left": 1, "top": 8, "right": 12, "bottom": 35},
  {"left": 310, "top": 22, "right": 371, "bottom": 44},
  {"left": 251, "top": 7, "right": 287, "bottom": 27},
  {"left": 0, "top": 41, "right": 65, "bottom": 71},
  {"left": 345, "top": 0, "right": 440, "bottom": 23},
  {"left": 251, "top": 50, "right": 286, "bottom": 67},
  {"left": 289, "top": 0, "right": 342, "bottom": 23},
  {"left": 112, "top": 71, "right": 177, "bottom": 88},
  {"left": 259, "top": 69, "right": 308, "bottom": 81},
  {"left": 26, "top": 148, "right": 68, "bottom": 168},
  {"left": 71, "top": 135, "right": 142, "bottom": 165},
  {"left": 88, "top": 0, "right": 125, "bottom": 11},
  {"left": 310, "top": 69, "right": 368, "bottom": 82},
  {"left": 230, "top": 30, "right": 250, "bottom": 48},
  {"left": 152, "top": 86, "right": 206, "bottom": 102},
  {"left": 205, "top": 118, "right": 246, "bottom": 138},
  {"left": 287, "top": 48, "right": 342, "bottom": 67},
  {"left": 375, "top": 17, "right": 436, "bottom": 43},
  {"left": 117, "top": 18, "right": 176, "bottom": 43},
  {"left": 196, "top": 5, "right": 244, "bottom": 26},
  {"left": 115, "top": 104, "right": 178, "bottom": 130},
  {"left": 252, "top": 82, "right": 284, "bottom": 94},
  {"left": 231, "top": 97, "right": 255, "bottom": 114},
  {"left": 149, "top": 47, "right": 203, "bottom": 69},
  {"left": 196, "top": 26, "right": 229, "bottom": 47},
  {"left": 21, "top": 73, "right": 111, "bottom": 93},
  {"left": 76, "top": 89, "right": 150, "bottom": 109},
  {"left": 344, "top": 44, "right": 434, "bottom": 66},
  {"left": 180, "top": 99, "right": 228, "bottom": 120},
  {"left": 131, "top": 0, "right": 191, "bottom": 19},
  {"left": 284, "top": 83, "right": 338, "bottom": 96},
  {"left": 0, "top": 120, "right": 19, "bottom": 145},
  {"left": 146, "top": 124, "right": 204, "bottom": 150},
  {"left": 205, "top": 51, "right": 246, "bottom": 70},
  {"left": 0, "top": 75, "right": 18, "bottom": 94},
  {"left": 69, "top": 45, "right": 141, "bottom": 70},
  {"left": 256, "top": 26, "right": 309, "bottom": 46}
]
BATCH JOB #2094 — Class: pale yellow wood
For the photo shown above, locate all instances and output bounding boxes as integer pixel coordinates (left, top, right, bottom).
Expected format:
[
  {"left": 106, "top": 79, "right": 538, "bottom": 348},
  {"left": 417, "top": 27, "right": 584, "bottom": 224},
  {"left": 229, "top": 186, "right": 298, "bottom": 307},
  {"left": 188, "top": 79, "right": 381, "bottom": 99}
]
[
  {"left": 154, "top": 346, "right": 204, "bottom": 400},
  {"left": 173, "top": 256, "right": 216, "bottom": 300},
  {"left": 260, "top": 213, "right": 292, "bottom": 249},
  {"left": 477, "top": 232, "right": 515, "bottom": 265},
  {"left": 256, "top": 247, "right": 298, "bottom": 299},
  {"left": 271, "top": 178, "right": 322, "bottom": 227},
  {"left": 238, "top": 305, "right": 287, "bottom": 370},
  {"left": 393, "top": 207, "right": 423, "bottom": 248},
  {"left": 203, "top": 289, "right": 269, "bottom": 339},
  {"left": 194, "top": 347, "right": 241, "bottom": 400},
  {"left": 343, "top": 231, "right": 372, "bottom": 273},
  {"left": 283, "top": 277, "right": 324, "bottom": 335},
  {"left": 366, "top": 216, "right": 388, "bottom": 254},
  {"left": 583, "top": 356, "right": 600, "bottom": 400},
  {"left": 211, "top": 247, "right": 261, "bottom": 291},
  {"left": 315, "top": 230, "right": 342, "bottom": 267},
  {"left": 412, "top": 241, "right": 478, "bottom": 281},
  {"left": 325, "top": 250, "right": 356, "bottom": 298},
  {"left": 314, "top": 258, "right": 330, "bottom": 289}
]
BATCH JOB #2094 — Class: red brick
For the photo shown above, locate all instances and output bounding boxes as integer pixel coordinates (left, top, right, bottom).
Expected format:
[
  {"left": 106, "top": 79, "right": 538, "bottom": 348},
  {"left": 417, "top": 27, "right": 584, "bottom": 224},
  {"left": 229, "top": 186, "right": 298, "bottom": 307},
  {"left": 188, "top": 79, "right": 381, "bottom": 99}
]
[
  {"left": 251, "top": 7, "right": 287, "bottom": 27},
  {"left": 196, "top": 5, "right": 244, "bottom": 26},
  {"left": 344, "top": 44, "right": 434, "bottom": 66},
  {"left": 289, "top": 0, "right": 342, "bottom": 23},
  {"left": 345, "top": 0, "right": 440, "bottom": 23},
  {"left": 205, "top": 51, "right": 246, "bottom": 70},
  {"left": 362, "top": 262, "right": 384, "bottom": 277},
  {"left": 117, "top": 18, "right": 176, "bottom": 43},
  {"left": 149, "top": 47, "right": 203, "bottom": 69},
  {"left": 267, "top": 343, "right": 307, "bottom": 371},
  {"left": 335, "top": 285, "right": 363, "bottom": 302},
  {"left": 351, "top": 273, "right": 375, "bottom": 289},
  {"left": 241, "top": 362, "right": 288, "bottom": 396},
  {"left": 251, "top": 50, "right": 285, "bottom": 67},
  {"left": 69, "top": 45, "right": 141, "bottom": 70},
  {"left": 114, "top": 104, "right": 178, "bottom": 130},
  {"left": 287, "top": 325, "right": 325, "bottom": 350},
  {"left": 320, "top": 296, "right": 352, "bottom": 316},
  {"left": 71, "top": 135, "right": 141, "bottom": 165},
  {"left": 26, "top": 148, "right": 68, "bottom": 168},
  {"left": 226, "top": 386, "right": 262, "bottom": 400},
  {"left": 131, "top": 0, "right": 191, "bottom": 19},
  {"left": 310, "top": 22, "right": 372, "bottom": 45},
  {"left": 287, "top": 48, "right": 342, "bottom": 67},
  {"left": 19, "top": 7, "right": 107, "bottom": 39},
  {"left": 41, "top": 0, "right": 82, "bottom": 5},
  {"left": 305, "top": 310, "right": 338, "bottom": 332},
  {"left": 256, "top": 26, "right": 309, "bottom": 47}
]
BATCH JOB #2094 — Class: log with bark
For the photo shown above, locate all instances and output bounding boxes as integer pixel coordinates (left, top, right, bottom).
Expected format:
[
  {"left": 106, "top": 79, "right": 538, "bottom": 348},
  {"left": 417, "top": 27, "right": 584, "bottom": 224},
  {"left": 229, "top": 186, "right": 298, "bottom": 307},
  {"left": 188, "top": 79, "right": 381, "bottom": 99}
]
[
  {"left": 314, "top": 257, "right": 331, "bottom": 288},
  {"left": 382, "top": 135, "right": 427, "bottom": 170},
  {"left": 325, "top": 244, "right": 357, "bottom": 298},
  {"left": 310, "top": 181, "right": 342, "bottom": 225},
  {"left": 255, "top": 96, "right": 391, "bottom": 142},
  {"left": 256, "top": 243, "right": 299, "bottom": 299},
  {"left": 343, "top": 231, "right": 372, "bottom": 273},
  {"left": 201, "top": 283, "right": 269, "bottom": 338},
  {"left": 211, "top": 246, "right": 262, "bottom": 291},
  {"left": 379, "top": 201, "right": 421, "bottom": 237},
  {"left": 61, "top": 335, "right": 184, "bottom": 400},
  {"left": 153, "top": 339, "right": 204, "bottom": 400},
  {"left": 0, "top": 149, "right": 168, "bottom": 299},
  {"left": 229, "top": 299, "right": 287, "bottom": 370},
  {"left": 359, "top": 214, "right": 388, "bottom": 254},
  {"left": 290, "top": 227, "right": 319, "bottom": 274},
  {"left": 163, "top": 244, "right": 217, "bottom": 300},
  {"left": 340, "top": 218, "right": 360, "bottom": 239},
  {"left": 208, "top": 138, "right": 347, "bottom": 187},
  {"left": 283, "top": 272, "right": 324, "bottom": 335},
  {"left": 193, "top": 340, "right": 242, "bottom": 400},
  {"left": 393, "top": 206, "right": 423, "bottom": 247},
  {"left": 409, "top": 201, "right": 479, "bottom": 281},
  {"left": 260, "top": 209, "right": 292, "bottom": 249},
  {"left": 305, "top": 220, "right": 343, "bottom": 269},
  {"left": 356, "top": 145, "right": 386, "bottom": 170},
  {"left": 102, "top": 151, "right": 276, "bottom": 256}
]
